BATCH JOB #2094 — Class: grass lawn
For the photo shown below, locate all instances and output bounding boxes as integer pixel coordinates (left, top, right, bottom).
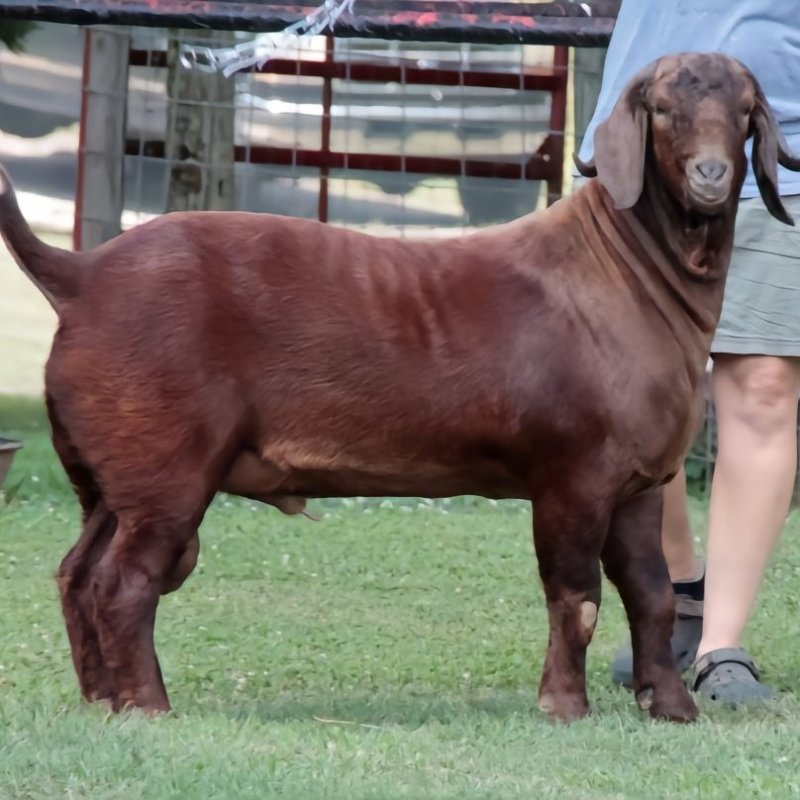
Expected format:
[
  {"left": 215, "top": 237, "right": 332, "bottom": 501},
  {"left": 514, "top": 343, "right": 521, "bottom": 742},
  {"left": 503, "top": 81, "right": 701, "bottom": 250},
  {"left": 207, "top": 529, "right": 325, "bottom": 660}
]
[
  {"left": 0, "top": 230, "right": 62, "bottom": 396},
  {"left": 2, "top": 397, "right": 800, "bottom": 799}
]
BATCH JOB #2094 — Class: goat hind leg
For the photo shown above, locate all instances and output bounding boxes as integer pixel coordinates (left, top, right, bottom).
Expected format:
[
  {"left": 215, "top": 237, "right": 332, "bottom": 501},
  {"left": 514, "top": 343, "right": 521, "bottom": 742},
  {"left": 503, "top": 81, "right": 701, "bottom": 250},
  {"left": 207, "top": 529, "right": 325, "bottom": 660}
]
[
  {"left": 49, "top": 404, "right": 118, "bottom": 704},
  {"left": 91, "top": 511, "right": 203, "bottom": 713},
  {"left": 161, "top": 531, "right": 200, "bottom": 595},
  {"left": 57, "top": 503, "right": 118, "bottom": 705}
]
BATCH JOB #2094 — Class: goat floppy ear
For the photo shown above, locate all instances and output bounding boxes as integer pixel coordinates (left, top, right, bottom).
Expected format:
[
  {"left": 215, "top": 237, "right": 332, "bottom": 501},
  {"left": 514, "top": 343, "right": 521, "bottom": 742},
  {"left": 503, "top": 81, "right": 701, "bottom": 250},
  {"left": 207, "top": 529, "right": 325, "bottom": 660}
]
[
  {"left": 750, "top": 79, "right": 799, "bottom": 226},
  {"left": 593, "top": 65, "right": 654, "bottom": 209},
  {"left": 572, "top": 151, "right": 597, "bottom": 178}
]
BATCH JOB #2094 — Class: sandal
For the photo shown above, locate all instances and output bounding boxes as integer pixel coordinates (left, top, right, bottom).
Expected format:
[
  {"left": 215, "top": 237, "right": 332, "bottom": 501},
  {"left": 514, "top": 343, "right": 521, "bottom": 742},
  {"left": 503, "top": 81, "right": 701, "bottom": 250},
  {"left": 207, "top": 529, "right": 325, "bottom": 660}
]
[
  {"left": 691, "top": 647, "right": 775, "bottom": 706},
  {"left": 611, "top": 613, "right": 702, "bottom": 688},
  {"left": 611, "top": 568, "right": 705, "bottom": 689}
]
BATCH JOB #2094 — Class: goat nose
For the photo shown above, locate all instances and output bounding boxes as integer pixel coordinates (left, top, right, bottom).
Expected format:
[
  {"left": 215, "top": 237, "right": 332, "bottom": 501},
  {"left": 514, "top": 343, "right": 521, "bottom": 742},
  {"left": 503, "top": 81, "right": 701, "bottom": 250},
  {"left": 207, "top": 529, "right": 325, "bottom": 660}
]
[{"left": 695, "top": 159, "right": 728, "bottom": 183}]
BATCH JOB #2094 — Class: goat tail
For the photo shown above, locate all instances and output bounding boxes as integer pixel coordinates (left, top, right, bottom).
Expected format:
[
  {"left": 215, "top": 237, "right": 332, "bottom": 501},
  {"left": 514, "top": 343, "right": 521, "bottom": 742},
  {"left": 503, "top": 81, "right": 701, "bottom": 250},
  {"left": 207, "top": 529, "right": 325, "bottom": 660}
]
[{"left": 0, "top": 164, "right": 81, "bottom": 312}]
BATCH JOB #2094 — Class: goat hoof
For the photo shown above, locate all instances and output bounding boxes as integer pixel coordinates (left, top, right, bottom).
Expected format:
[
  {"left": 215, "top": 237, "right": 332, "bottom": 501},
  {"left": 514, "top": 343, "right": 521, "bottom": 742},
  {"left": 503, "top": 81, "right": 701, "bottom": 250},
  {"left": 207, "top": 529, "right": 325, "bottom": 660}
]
[
  {"left": 116, "top": 689, "right": 172, "bottom": 716},
  {"left": 641, "top": 683, "right": 698, "bottom": 723},
  {"left": 636, "top": 687, "right": 654, "bottom": 710},
  {"left": 538, "top": 691, "right": 590, "bottom": 723}
]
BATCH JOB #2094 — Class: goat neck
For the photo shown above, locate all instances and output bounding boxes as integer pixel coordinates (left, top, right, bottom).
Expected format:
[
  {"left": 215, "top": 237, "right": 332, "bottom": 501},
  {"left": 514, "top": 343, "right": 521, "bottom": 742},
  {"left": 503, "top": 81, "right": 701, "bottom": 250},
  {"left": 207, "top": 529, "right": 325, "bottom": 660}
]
[
  {"left": 634, "top": 158, "right": 740, "bottom": 285},
  {"left": 589, "top": 177, "right": 736, "bottom": 340}
]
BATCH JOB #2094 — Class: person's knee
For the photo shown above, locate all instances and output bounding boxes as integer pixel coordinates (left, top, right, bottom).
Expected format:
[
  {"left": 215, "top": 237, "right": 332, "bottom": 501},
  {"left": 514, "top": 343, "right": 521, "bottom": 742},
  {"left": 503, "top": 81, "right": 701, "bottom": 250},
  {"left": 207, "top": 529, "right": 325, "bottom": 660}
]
[{"left": 715, "top": 356, "right": 800, "bottom": 437}]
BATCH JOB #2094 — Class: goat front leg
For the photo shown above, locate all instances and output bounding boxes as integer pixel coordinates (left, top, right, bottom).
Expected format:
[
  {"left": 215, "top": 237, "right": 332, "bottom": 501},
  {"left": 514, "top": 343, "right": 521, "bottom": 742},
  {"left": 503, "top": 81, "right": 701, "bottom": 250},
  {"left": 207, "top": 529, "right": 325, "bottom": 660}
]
[
  {"left": 602, "top": 488, "right": 698, "bottom": 722},
  {"left": 532, "top": 489, "right": 611, "bottom": 723}
]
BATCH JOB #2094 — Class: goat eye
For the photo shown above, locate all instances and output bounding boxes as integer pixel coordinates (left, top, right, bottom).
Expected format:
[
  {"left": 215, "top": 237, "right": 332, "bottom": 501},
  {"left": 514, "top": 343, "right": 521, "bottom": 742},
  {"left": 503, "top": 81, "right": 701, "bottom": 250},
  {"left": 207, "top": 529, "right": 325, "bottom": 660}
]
[{"left": 653, "top": 105, "right": 670, "bottom": 117}]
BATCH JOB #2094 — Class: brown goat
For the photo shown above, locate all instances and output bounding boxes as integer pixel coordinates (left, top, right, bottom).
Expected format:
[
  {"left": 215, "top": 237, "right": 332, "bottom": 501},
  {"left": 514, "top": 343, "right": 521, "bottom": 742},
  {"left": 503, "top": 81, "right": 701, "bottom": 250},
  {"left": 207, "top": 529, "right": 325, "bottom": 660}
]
[{"left": 5, "top": 52, "right": 800, "bottom": 723}]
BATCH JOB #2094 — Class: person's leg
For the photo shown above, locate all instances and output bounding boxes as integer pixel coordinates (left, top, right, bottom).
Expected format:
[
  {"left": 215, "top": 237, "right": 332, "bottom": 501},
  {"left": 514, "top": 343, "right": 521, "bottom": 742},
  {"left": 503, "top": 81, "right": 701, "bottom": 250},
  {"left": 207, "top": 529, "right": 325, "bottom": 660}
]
[
  {"left": 700, "top": 355, "right": 800, "bottom": 651},
  {"left": 690, "top": 354, "right": 800, "bottom": 701},
  {"left": 661, "top": 467, "right": 703, "bottom": 584},
  {"left": 689, "top": 192, "right": 800, "bottom": 700}
]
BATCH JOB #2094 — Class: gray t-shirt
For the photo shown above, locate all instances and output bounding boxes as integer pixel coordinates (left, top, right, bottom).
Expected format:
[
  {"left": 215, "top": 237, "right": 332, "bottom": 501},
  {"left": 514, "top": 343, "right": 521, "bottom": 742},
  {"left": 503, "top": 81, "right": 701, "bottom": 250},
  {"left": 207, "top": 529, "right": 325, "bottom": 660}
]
[{"left": 578, "top": 0, "right": 800, "bottom": 198}]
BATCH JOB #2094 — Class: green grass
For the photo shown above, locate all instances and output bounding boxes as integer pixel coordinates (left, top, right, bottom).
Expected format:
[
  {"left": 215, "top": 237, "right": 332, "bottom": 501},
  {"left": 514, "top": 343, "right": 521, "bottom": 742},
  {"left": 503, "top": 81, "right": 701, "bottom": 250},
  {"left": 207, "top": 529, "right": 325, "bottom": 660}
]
[
  {"left": 0, "top": 230, "right": 63, "bottom": 396},
  {"left": 3, "top": 396, "right": 800, "bottom": 799}
]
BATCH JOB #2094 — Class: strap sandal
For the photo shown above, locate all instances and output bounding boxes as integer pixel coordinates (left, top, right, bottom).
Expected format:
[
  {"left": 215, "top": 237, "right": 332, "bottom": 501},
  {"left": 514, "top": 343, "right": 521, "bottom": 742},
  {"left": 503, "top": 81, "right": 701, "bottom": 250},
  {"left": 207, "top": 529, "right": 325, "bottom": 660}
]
[{"left": 691, "top": 647, "right": 774, "bottom": 706}]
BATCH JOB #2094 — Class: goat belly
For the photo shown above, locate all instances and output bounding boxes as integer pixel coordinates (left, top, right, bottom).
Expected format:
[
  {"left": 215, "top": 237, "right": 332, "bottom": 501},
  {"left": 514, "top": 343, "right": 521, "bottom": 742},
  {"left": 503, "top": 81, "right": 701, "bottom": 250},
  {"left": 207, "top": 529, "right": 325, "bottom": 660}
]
[{"left": 219, "top": 442, "right": 530, "bottom": 506}]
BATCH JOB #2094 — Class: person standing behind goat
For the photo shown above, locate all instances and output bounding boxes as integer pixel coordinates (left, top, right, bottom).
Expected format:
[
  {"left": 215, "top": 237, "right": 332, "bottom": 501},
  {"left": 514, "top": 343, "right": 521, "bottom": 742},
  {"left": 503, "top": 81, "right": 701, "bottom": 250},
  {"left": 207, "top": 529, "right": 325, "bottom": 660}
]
[{"left": 578, "top": 0, "right": 800, "bottom": 704}]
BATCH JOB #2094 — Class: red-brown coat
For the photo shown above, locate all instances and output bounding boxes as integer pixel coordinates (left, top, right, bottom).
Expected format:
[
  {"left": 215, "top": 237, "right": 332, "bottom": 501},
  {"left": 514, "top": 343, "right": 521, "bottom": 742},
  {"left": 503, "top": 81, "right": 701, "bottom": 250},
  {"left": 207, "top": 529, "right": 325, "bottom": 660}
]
[{"left": 4, "top": 52, "right": 799, "bottom": 722}]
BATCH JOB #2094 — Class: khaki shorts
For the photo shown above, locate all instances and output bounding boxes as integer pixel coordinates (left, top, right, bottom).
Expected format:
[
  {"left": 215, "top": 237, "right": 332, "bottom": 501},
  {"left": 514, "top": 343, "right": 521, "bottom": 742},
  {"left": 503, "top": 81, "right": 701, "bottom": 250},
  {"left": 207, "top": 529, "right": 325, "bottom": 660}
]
[{"left": 713, "top": 195, "right": 800, "bottom": 356}]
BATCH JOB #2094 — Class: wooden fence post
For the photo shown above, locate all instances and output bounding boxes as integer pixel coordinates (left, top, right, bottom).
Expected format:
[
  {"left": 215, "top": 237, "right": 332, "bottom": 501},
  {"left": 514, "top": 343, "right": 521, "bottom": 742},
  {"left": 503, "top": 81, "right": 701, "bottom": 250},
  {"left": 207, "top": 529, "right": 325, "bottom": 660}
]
[
  {"left": 75, "top": 26, "right": 130, "bottom": 250},
  {"left": 165, "top": 31, "right": 236, "bottom": 212}
]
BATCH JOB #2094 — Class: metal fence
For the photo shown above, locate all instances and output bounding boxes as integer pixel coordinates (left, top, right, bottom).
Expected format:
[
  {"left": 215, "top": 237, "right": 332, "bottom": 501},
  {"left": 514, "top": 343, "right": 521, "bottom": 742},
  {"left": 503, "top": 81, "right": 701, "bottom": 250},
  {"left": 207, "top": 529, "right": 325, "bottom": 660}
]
[
  {"left": 685, "top": 371, "right": 717, "bottom": 495},
  {"left": 76, "top": 28, "right": 570, "bottom": 245}
]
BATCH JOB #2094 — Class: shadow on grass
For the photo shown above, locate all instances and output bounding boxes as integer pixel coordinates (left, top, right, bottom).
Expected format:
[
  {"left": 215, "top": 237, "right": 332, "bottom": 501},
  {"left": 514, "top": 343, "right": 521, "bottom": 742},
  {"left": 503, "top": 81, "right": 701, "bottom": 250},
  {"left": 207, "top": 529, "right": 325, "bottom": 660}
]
[
  {"left": 216, "top": 687, "right": 545, "bottom": 728},
  {"left": 201, "top": 680, "right": 800, "bottom": 731}
]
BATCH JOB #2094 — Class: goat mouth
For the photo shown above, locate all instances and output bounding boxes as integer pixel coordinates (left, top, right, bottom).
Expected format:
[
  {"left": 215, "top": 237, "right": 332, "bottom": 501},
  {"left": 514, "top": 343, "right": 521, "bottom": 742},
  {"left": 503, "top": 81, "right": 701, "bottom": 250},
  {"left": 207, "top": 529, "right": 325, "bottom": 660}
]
[
  {"left": 686, "top": 194, "right": 728, "bottom": 222},
  {"left": 687, "top": 184, "right": 730, "bottom": 217},
  {"left": 692, "top": 196, "right": 727, "bottom": 213}
]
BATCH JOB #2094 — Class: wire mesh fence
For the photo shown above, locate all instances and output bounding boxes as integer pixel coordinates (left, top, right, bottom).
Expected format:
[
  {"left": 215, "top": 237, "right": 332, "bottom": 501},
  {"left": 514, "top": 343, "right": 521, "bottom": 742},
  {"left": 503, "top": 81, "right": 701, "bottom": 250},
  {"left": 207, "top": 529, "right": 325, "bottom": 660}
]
[
  {"left": 114, "top": 28, "right": 567, "bottom": 237},
  {"left": 78, "top": 19, "right": 790, "bottom": 499},
  {"left": 685, "top": 370, "right": 717, "bottom": 496}
]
